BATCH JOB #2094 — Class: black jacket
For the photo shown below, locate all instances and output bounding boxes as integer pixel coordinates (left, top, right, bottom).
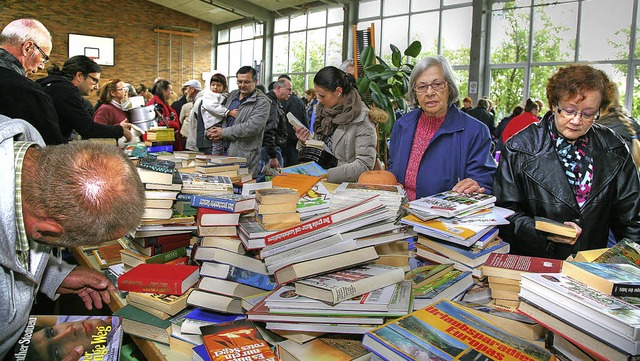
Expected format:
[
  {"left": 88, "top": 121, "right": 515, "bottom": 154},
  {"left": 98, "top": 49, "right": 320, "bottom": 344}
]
[
  {"left": 282, "top": 94, "right": 308, "bottom": 146},
  {"left": 467, "top": 106, "right": 495, "bottom": 135},
  {"left": 0, "top": 49, "right": 65, "bottom": 144},
  {"left": 37, "top": 75, "right": 123, "bottom": 140},
  {"left": 494, "top": 117, "right": 640, "bottom": 259},
  {"left": 263, "top": 91, "right": 287, "bottom": 158}
]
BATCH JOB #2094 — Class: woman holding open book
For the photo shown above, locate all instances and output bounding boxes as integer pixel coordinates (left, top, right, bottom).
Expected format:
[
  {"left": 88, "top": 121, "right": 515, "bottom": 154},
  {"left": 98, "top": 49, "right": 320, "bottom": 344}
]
[
  {"left": 387, "top": 56, "right": 496, "bottom": 200},
  {"left": 493, "top": 64, "right": 640, "bottom": 259},
  {"left": 294, "top": 66, "right": 377, "bottom": 183}
]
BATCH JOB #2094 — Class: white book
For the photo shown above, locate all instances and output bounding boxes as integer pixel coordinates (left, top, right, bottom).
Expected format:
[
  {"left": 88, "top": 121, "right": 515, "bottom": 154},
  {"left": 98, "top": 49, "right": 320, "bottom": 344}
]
[
  {"left": 294, "top": 264, "right": 405, "bottom": 304},
  {"left": 194, "top": 246, "right": 268, "bottom": 275},
  {"left": 409, "top": 191, "right": 496, "bottom": 218}
]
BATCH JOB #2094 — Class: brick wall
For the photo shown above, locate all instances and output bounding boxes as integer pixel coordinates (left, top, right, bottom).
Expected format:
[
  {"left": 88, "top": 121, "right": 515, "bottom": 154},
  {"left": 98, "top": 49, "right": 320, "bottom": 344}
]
[{"left": 0, "top": 0, "right": 212, "bottom": 102}]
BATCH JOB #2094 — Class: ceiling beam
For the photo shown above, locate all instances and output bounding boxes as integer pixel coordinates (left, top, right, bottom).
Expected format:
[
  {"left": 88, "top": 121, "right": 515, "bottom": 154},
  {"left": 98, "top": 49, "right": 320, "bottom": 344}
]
[{"left": 200, "top": 0, "right": 272, "bottom": 22}]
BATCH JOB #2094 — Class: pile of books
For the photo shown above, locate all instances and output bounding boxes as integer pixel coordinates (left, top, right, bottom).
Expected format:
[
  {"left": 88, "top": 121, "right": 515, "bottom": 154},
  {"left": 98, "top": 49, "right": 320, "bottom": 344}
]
[
  {"left": 136, "top": 156, "right": 180, "bottom": 221},
  {"left": 191, "top": 193, "right": 253, "bottom": 237},
  {"left": 191, "top": 155, "right": 251, "bottom": 183},
  {"left": 330, "top": 182, "right": 406, "bottom": 220},
  {"left": 254, "top": 187, "right": 301, "bottom": 231},
  {"left": 145, "top": 126, "right": 175, "bottom": 150}
]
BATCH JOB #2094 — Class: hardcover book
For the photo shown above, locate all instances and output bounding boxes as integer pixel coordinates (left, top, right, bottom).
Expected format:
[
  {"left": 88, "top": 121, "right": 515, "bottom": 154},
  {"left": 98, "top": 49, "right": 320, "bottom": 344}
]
[
  {"left": 201, "top": 319, "right": 277, "bottom": 361},
  {"left": 409, "top": 191, "right": 496, "bottom": 218},
  {"left": 416, "top": 236, "right": 510, "bottom": 268},
  {"left": 197, "top": 207, "right": 241, "bottom": 226},
  {"left": 113, "top": 304, "right": 171, "bottom": 344},
  {"left": 294, "top": 264, "right": 405, "bottom": 304},
  {"left": 194, "top": 246, "right": 269, "bottom": 275},
  {"left": 119, "top": 246, "right": 187, "bottom": 268},
  {"left": 126, "top": 290, "right": 192, "bottom": 316},
  {"left": 482, "top": 253, "right": 563, "bottom": 280},
  {"left": 11, "top": 315, "right": 123, "bottom": 361},
  {"left": 131, "top": 233, "right": 192, "bottom": 248},
  {"left": 362, "top": 299, "right": 554, "bottom": 361},
  {"left": 198, "top": 276, "right": 265, "bottom": 299},
  {"left": 562, "top": 261, "right": 640, "bottom": 296},
  {"left": 118, "top": 263, "right": 200, "bottom": 295},
  {"left": 130, "top": 237, "right": 190, "bottom": 256}
]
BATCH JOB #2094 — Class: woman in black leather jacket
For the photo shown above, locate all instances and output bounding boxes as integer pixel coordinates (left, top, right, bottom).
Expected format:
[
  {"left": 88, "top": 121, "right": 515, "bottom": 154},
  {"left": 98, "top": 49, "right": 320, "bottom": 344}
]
[{"left": 493, "top": 64, "right": 640, "bottom": 259}]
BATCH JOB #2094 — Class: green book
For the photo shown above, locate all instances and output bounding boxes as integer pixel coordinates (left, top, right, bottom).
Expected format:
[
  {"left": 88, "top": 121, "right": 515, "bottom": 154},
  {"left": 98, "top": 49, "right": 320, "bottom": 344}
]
[{"left": 114, "top": 304, "right": 172, "bottom": 344}]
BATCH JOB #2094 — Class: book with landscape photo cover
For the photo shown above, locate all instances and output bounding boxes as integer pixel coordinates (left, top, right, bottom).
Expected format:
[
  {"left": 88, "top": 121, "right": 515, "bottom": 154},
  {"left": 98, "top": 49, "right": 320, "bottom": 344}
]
[
  {"left": 201, "top": 319, "right": 277, "bottom": 361},
  {"left": 11, "top": 315, "right": 123, "bottom": 361},
  {"left": 594, "top": 238, "right": 640, "bottom": 267},
  {"left": 362, "top": 299, "right": 554, "bottom": 361},
  {"left": 404, "top": 263, "right": 455, "bottom": 289},
  {"left": 561, "top": 261, "right": 640, "bottom": 296},
  {"left": 409, "top": 191, "right": 496, "bottom": 218},
  {"left": 277, "top": 334, "right": 371, "bottom": 361}
]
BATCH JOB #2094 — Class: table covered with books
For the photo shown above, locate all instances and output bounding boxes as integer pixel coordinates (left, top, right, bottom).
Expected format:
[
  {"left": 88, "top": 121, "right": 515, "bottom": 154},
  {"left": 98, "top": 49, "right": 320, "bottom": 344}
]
[{"left": 67, "top": 146, "right": 640, "bottom": 361}]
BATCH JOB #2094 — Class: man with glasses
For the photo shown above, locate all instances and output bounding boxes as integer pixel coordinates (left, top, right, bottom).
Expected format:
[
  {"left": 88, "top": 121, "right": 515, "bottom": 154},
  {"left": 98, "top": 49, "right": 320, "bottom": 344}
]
[
  {"left": 37, "top": 55, "right": 132, "bottom": 143},
  {"left": 0, "top": 18, "right": 66, "bottom": 144},
  {"left": 259, "top": 77, "right": 292, "bottom": 174},
  {"left": 494, "top": 64, "right": 640, "bottom": 259},
  {"left": 207, "top": 66, "right": 270, "bottom": 178}
]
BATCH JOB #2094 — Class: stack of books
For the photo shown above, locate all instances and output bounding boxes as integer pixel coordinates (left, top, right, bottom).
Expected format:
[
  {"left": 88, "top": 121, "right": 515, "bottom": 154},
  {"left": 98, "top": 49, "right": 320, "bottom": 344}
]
[
  {"left": 330, "top": 182, "right": 406, "bottom": 220},
  {"left": 179, "top": 173, "right": 234, "bottom": 195},
  {"left": 482, "top": 253, "right": 563, "bottom": 308},
  {"left": 192, "top": 155, "right": 251, "bottom": 182},
  {"left": 136, "top": 156, "right": 180, "bottom": 221},
  {"left": 145, "top": 126, "right": 175, "bottom": 147},
  {"left": 519, "top": 272, "right": 640, "bottom": 360},
  {"left": 254, "top": 187, "right": 301, "bottom": 231},
  {"left": 119, "top": 242, "right": 189, "bottom": 271},
  {"left": 188, "top": 244, "right": 270, "bottom": 314},
  {"left": 237, "top": 216, "right": 275, "bottom": 250}
]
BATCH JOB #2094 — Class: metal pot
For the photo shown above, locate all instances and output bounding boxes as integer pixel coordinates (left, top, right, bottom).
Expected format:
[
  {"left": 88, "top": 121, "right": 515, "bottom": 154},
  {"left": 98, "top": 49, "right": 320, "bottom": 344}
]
[{"left": 128, "top": 105, "right": 157, "bottom": 131}]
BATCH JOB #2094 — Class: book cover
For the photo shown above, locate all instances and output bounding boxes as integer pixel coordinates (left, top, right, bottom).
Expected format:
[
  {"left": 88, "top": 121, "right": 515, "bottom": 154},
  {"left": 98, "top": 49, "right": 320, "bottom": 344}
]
[
  {"left": 277, "top": 334, "right": 370, "bottom": 361},
  {"left": 400, "top": 215, "right": 494, "bottom": 247},
  {"left": 180, "top": 173, "right": 234, "bottom": 192},
  {"left": 92, "top": 243, "right": 123, "bottom": 269},
  {"left": 191, "top": 194, "right": 255, "bottom": 213},
  {"left": 137, "top": 156, "right": 176, "bottom": 174},
  {"left": 11, "top": 315, "right": 122, "bottom": 361},
  {"left": 126, "top": 290, "right": 192, "bottom": 316},
  {"left": 264, "top": 196, "right": 382, "bottom": 246},
  {"left": 200, "top": 262, "right": 276, "bottom": 291},
  {"left": 118, "top": 264, "right": 200, "bottom": 295},
  {"left": 130, "top": 237, "right": 190, "bottom": 256},
  {"left": 296, "top": 181, "right": 332, "bottom": 213},
  {"left": 294, "top": 264, "right": 405, "bottom": 304},
  {"left": 286, "top": 111, "right": 308, "bottom": 130},
  {"left": 271, "top": 173, "right": 321, "bottom": 198},
  {"left": 460, "top": 301, "right": 546, "bottom": 341},
  {"left": 482, "top": 253, "right": 563, "bottom": 280},
  {"left": 362, "top": 300, "right": 554, "bottom": 361},
  {"left": 562, "top": 261, "right": 640, "bottom": 296},
  {"left": 404, "top": 263, "right": 455, "bottom": 289},
  {"left": 194, "top": 246, "right": 269, "bottom": 275},
  {"left": 146, "top": 144, "right": 174, "bottom": 153},
  {"left": 113, "top": 304, "right": 171, "bottom": 344},
  {"left": 594, "top": 238, "right": 640, "bottom": 267},
  {"left": 201, "top": 319, "right": 277, "bottom": 361},
  {"left": 409, "top": 191, "right": 496, "bottom": 218},
  {"left": 417, "top": 236, "right": 510, "bottom": 268},
  {"left": 119, "top": 246, "right": 187, "bottom": 268},
  {"left": 238, "top": 216, "right": 274, "bottom": 239},
  {"left": 281, "top": 161, "right": 328, "bottom": 178},
  {"left": 412, "top": 270, "right": 474, "bottom": 308}
]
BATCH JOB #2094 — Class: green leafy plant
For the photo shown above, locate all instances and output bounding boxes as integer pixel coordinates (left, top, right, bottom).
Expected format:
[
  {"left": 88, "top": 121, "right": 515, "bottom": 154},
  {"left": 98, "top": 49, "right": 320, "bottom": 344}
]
[{"left": 356, "top": 41, "right": 422, "bottom": 164}]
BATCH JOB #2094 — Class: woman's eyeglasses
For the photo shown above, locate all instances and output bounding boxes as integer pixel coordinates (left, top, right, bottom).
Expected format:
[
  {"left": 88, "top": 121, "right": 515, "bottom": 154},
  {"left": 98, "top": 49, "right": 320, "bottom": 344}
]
[{"left": 414, "top": 80, "right": 448, "bottom": 93}]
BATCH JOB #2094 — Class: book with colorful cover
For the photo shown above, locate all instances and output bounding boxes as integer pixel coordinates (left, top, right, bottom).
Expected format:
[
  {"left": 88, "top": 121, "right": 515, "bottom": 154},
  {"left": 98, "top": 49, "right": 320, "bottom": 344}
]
[
  {"left": 137, "top": 155, "right": 176, "bottom": 174},
  {"left": 362, "top": 299, "right": 554, "bottom": 361},
  {"left": 561, "top": 261, "right": 640, "bottom": 296},
  {"left": 409, "top": 191, "right": 496, "bottom": 218},
  {"left": 404, "top": 263, "right": 455, "bottom": 289},
  {"left": 594, "top": 238, "right": 640, "bottom": 267},
  {"left": 296, "top": 181, "right": 332, "bottom": 213},
  {"left": 417, "top": 236, "right": 510, "bottom": 268},
  {"left": 411, "top": 270, "right": 474, "bottom": 310},
  {"left": 277, "top": 334, "right": 371, "bottom": 361},
  {"left": 271, "top": 173, "right": 321, "bottom": 198},
  {"left": 201, "top": 319, "right": 277, "bottom": 361},
  {"left": 180, "top": 173, "right": 234, "bottom": 192},
  {"left": 401, "top": 214, "right": 494, "bottom": 247},
  {"left": 191, "top": 194, "right": 255, "bottom": 213},
  {"left": 199, "top": 261, "right": 276, "bottom": 291},
  {"left": 281, "top": 161, "right": 328, "bottom": 178},
  {"left": 11, "top": 315, "right": 123, "bottom": 361}
]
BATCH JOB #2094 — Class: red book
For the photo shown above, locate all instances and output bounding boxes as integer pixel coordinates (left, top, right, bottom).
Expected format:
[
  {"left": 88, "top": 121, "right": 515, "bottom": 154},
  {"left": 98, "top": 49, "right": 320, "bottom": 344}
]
[
  {"left": 201, "top": 319, "right": 276, "bottom": 361},
  {"left": 132, "top": 232, "right": 192, "bottom": 247},
  {"left": 118, "top": 263, "right": 200, "bottom": 295},
  {"left": 482, "top": 253, "right": 563, "bottom": 281},
  {"left": 264, "top": 195, "right": 382, "bottom": 246},
  {"left": 197, "top": 207, "right": 241, "bottom": 226}
]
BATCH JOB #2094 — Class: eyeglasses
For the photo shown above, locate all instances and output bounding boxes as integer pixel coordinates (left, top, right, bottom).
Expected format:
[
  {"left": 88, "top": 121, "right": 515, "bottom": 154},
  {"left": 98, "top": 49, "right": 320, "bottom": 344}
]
[
  {"left": 556, "top": 104, "right": 600, "bottom": 121},
  {"left": 87, "top": 75, "right": 99, "bottom": 85},
  {"left": 32, "top": 43, "right": 50, "bottom": 64},
  {"left": 414, "top": 80, "right": 448, "bottom": 93},
  {"left": 116, "top": 87, "right": 129, "bottom": 92}
]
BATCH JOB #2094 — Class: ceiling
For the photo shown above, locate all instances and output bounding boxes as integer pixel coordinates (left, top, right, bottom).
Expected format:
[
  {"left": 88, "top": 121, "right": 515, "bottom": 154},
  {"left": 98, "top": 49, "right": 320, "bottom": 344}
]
[{"left": 148, "top": 0, "right": 349, "bottom": 27}]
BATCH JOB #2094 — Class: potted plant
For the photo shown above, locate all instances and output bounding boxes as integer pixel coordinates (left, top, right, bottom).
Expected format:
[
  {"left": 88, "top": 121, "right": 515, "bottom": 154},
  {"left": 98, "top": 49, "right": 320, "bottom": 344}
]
[{"left": 356, "top": 41, "right": 422, "bottom": 165}]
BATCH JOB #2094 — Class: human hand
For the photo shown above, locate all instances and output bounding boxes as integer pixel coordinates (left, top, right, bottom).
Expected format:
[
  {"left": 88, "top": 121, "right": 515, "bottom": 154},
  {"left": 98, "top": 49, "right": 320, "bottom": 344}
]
[
  {"left": 207, "top": 127, "right": 223, "bottom": 141},
  {"left": 547, "top": 221, "right": 581, "bottom": 245},
  {"left": 269, "top": 158, "right": 280, "bottom": 169},
  {"left": 296, "top": 127, "right": 310, "bottom": 143},
  {"left": 452, "top": 178, "right": 485, "bottom": 194},
  {"left": 57, "top": 266, "right": 116, "bottom": 310},
  {"left": 228, "top": 109, "right": 238, "bottom": 118}
]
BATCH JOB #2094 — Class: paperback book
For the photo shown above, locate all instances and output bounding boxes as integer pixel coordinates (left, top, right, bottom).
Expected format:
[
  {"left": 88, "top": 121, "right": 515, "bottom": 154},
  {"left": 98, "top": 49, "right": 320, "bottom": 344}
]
[
  {"left": 561, "top": 261, "right": 640, "bottom": 296},
  {"left": 409, "top": 191, "right": 496, "bottom": 218},
  {"left": 201, "top": 319, "right": 277, "bottom": 361}
]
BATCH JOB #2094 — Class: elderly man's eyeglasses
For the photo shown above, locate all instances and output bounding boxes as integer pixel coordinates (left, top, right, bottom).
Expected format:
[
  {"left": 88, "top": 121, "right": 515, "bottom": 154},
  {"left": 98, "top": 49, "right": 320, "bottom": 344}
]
[
  {"left": 556, "top": 104, "right": 600, "bottom": 121},
  {"left": 414, "top": 80, "right": 448, "bottom": 93},
  {"left": 32, "top": 43, "right": 50, "bottom": 64}
]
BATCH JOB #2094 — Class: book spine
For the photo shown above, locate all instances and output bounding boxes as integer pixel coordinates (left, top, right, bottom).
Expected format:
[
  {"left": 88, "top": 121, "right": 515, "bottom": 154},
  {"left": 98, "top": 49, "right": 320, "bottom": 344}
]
[
  {"left": 165, "top": 256, "right": 189, "bottom": 266},
  {"left": 264, "top": 214, "right": 335, "bottom": 245},
  {"left": 147, "top": 145, "right": 174, "bottom": 153},
  {"left": 146, "top": 247, "right": 187, "bottom": 264},
  {"left": 227, "top": 265, "right": 276, "bottom": 291},
  {"left": 191, "top": 196, "right": 235, "bottom": 212},
  {"left": 612, "top": 284, "right": 640, "bottom": 297},
  {"left": 264, "top": 234, "right": 345, "bottom": 267},
  {"left": 138, "top": 161, "right": 175, "bottom": 174}
]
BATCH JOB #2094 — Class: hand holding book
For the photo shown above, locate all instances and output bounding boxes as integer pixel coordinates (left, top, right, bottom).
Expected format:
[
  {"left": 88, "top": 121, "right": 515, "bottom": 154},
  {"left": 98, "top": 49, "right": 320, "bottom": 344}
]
[{"left": 534, "top": 216, "right": 580, "bottom": 244}]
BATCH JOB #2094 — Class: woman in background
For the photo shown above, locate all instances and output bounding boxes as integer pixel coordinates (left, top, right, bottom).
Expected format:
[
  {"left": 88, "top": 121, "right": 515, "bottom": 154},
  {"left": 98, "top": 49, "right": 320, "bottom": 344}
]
[
  {"left": 501, "top": 98, "right": 540, "bottom": 143},
  {"left": 387, "top": 55, "right": 496, "bottom": 200},
  {"left": 94, "top": 78, "right": 129, "bottom": 126},
  {"left": 295, "top": 66, "right": 377, "bottom": 183},
  {"left": 146, "top": 79, "right": 182, "bottom": 150}
]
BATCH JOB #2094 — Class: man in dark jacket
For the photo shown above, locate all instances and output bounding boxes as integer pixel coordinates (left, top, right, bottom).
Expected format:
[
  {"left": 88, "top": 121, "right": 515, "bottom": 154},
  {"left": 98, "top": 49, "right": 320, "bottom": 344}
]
[
  {"left": 278, "top": 74, "right": 309, "bottom": 166},
  {"left": 37, "top": 56, "right": 131, "bottom": 142},
  {"left": 260, "top": 78, "right": 292, "bottom": 172},
  {"left": 467, "top": 98, "right": 495, "bottom": 135},
  {"left": 0, "top": 18, "right": 66, "bottom": 145}
]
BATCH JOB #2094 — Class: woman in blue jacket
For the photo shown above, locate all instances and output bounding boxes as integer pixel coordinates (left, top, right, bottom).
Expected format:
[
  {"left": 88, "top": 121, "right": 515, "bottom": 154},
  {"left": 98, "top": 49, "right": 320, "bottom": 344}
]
[{"left": 388, "top": 56, "right": 496, "bottom": 200}]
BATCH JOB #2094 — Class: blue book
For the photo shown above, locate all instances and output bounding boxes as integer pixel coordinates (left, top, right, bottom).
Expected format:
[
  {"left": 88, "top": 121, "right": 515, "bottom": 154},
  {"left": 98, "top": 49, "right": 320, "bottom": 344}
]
[
  {"left": 185, "top": 307, "right": 246, "bottom": 323},
  {"left": 190, "top": 194, "right": 254, "bottom": 213},
  {"left": 200, "top": 261, "right": 277, "bottom": 291},
  {"left": 176, "top": 193, "right": 196, "bottom": 202},
  {"left": 146, "top": 144, "right": 174, "bottom": 153},
  {"left": 192, "top": 344, "right": 211, "bottom": 361}
]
